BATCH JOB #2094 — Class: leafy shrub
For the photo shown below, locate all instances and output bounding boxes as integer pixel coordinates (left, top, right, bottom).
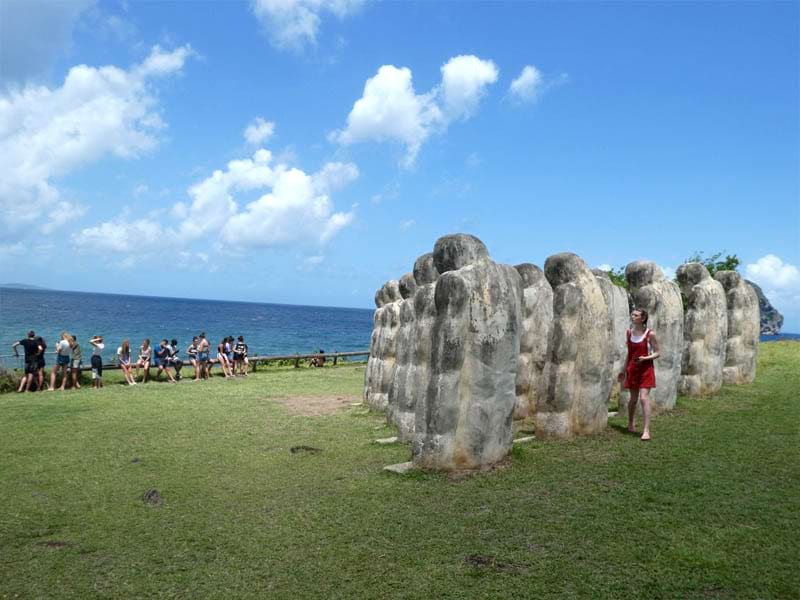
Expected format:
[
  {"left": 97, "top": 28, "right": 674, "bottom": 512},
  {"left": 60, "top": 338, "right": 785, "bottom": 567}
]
[{"left": 0, "top": 367, "right": 21, "bottom": 394}]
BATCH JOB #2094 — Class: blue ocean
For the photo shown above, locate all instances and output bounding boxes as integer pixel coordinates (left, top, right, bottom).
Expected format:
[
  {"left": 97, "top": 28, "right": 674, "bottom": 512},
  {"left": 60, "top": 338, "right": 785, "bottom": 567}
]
[{"left": 0, "top": 287, "right": 374, "bottom": 369}]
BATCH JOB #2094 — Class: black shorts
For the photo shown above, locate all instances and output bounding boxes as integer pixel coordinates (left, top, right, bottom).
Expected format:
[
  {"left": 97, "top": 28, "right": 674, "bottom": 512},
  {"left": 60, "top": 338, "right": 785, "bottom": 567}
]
[
  {"left": 91, "top": 355, "right": 103, "bottom": 377},
  {"left": 25, "top": 360, "right": 38, "bottom": 375},
  {"left": 37, "top": 357, "right": 45, "bottom": 369},
  {"left": 233, "top": 353, "right": 243, "bottom": 361}
]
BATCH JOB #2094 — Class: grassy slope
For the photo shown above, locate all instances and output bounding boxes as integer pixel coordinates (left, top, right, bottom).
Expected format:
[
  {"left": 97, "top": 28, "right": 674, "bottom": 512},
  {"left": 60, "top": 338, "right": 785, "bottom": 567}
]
[{"left": 1, "top": 344, "right": 798, "bottom": 599}]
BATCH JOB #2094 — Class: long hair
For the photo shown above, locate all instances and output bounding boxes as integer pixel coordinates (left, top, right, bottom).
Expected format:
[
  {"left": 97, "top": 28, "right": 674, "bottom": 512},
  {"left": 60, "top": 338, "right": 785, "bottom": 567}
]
[{"left": 122, "top": 340, "right": 130, "bottom": 355}]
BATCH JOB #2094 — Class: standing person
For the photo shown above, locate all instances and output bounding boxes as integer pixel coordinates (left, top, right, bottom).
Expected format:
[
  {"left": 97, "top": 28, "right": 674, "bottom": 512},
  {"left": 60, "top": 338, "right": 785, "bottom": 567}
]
[
  {"left": 197, "top": 333, "right": 210, "bottom": 380},
  {"left": 11, "top": 331, "right": 42, "bottom": 393},
  {"left": 217, "top": 338, "right": 232, "bottom": 378},
  {"left": 225, "top": 336, "right": 235, "bottom": 371},
  {"left": 135, "top": 339, "right": 152, "bottom": 383},
  {"left": 69, "top": 334, "right": 82, "bottom": 390},
  {"left": 117, "top": 340, "right": 136, "bottom": 385},
  {"left": 35, "top": 335, "right": 47, "bottom": 391},
  {"left": 154, "top": 339, "right": 176, "bottom": 383},
  {"left": 186, "top": 336, "right": 200, "bottom": 381},
  {"left": 89, "top": 335, "right": 105, "bottom": 389},
  {"left": 168, "top": 339, "right": 183, "bottom": 380},
  {"left": 619, "top": 308, "right": 660, "bottom": 441},
  {"left": 234, "top": 336, "right": 249, "bottom": 376},
  {"left": 49, "top": 332, "right": 72, "bottom": 391}
]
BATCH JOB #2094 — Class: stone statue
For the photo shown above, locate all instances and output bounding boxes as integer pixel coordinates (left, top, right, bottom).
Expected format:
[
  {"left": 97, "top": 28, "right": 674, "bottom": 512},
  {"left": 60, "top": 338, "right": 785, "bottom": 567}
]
[
  {"left": 714, "top": 271, "right": 759, "bottom": 385},
  {"left": 364, "top": 279, "right": 402, "bottom": 411},
  {"left": 622, "top": 261, "right": 683, "bottom": 412},
  {"left": 593, "top": 269, "right": 631, "bottom": 405},
  {"left": 536, "top": 253, "right": 611, "bottom": 439},
  {"left": 676, "top": 262, "right": 728, "bottom": 397},
  {"left": 413, "top": 234, "right": 522, "bottom": 471},
  {"left": 386, "top": 272, "right": 419, "bottom": 431},
  {"left": 513, "top": 263, "right": 553, "bottom": 420},
  {"left": 389, "top": 254, "right": 440, "bottom": 441}
]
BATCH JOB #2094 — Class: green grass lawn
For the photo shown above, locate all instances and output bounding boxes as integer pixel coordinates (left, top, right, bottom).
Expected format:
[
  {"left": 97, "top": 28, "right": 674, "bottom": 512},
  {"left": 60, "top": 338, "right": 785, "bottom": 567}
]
[{"left": 1, "top": 344, "right": 798, "bottom": 599}]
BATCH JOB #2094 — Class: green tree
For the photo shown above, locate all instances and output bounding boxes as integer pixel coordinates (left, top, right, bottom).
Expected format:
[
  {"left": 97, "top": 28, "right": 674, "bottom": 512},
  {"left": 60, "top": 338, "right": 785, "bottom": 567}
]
[{"left": 683, "top": 251, "right": 740, "bottom": 278}]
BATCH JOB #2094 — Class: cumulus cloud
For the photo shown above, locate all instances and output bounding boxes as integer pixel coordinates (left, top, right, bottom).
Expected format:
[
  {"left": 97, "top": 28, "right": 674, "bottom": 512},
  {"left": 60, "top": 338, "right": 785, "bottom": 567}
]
[
  {"left": 440, "top": 55, "right": 498, "bottom": 121},
  {"left": 244, "top": 117, "right": 275, "bottom": 145},
  {"left": 333, "top": 55, "right": 498, "bottom": 167},
  {"left": 745, "top": 254, "right": 800, "bottom": 315},
  {"left": 0, "top": 44, "right": 193, "bottom": 239},
  {"left": 250, "top": 0, "right": 364, "bottom": 51},
  {"left": 509, "top": 65, "right": 542, "bottom": 104},
  {"left": 73, "top": 145, "right": 358, "bottom": 261},
  {"left": 398, "top": 219, "right": 415, "bottom": 231},
  {"left": 596, "top": 263, "right": 613, "bottom": 272}
]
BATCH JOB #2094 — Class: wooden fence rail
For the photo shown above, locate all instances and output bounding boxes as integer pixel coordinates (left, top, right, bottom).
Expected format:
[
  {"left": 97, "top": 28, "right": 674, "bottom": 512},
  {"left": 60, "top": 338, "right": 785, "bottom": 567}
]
[{"left": 0, "top": 350, "right": 370, "bottom": 372}]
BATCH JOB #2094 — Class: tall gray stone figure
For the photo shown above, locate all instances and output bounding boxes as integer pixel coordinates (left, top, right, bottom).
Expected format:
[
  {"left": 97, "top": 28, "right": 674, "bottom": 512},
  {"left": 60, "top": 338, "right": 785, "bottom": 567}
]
[
  {"left": 592, "top": 269, "right": 631, "bottom": 405},
  {"left": 364, "top": 280, "right": 402, "bottom": 411},
  {"left": 412, "top": 234, "right": 522, "bottom": 471},
  {"left": 677, "top": 262, "right": 728, "bottom": 397},
  {"left": 535, "top": 253, "right": 611, "bottom": 439},
  {"left": 513, "top": 264, "right": 553, "bottom": 420},
  {"left": 391, "top": 254, "right": 439, "bottom": 441},
  {"left": 622, "top": 261, "right": 683, "bottom": 412},
  {"left": 714, "top": 270, "right": 759, "bottom": 385},
  {"left": 386, "top": 272, "right": 418, "bottom": 429}
]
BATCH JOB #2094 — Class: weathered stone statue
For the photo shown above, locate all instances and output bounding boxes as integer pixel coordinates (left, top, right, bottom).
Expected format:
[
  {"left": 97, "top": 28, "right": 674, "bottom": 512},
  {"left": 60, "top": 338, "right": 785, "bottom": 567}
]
[
  {"left": 364, "top": 279, "right": 402, "bottom": 411},
  {"left": 513, "top": 263, "right": 553, "bottom": 420},
  {"left": 622, "top": 261, "right": 683, "bottom": 412},
  {"left": 386, "top": 272, "right": 418, "bottom": 431},
  {"left": 714, "top": 271, "right": 759, "bottom": 385},
  {"left": 592, "top": 269, "right": 631, "bottom": 405},
  {"left": 677, "top": 262, "right": 728, "bottom": 397},
  {"left": 535, "top": 253, "right": 611, "bottom": 439},
  {"left": 389, "top": 254, "right": 440, "bottom": 441},
  {"left": 412, "top": 234, "right": 522, "bottom": 471}
]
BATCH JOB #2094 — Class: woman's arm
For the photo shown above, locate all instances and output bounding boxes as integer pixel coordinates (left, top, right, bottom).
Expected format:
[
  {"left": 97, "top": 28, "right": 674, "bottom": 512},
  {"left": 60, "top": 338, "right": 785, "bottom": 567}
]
[{"left": 636, "top": 332, "right": 661, "bottom": 362}]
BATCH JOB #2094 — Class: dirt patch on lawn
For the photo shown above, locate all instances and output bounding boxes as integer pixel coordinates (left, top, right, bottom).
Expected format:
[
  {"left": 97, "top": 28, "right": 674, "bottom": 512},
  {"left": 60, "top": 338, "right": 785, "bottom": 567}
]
[{"left": 273, "top": 395, "right": 360, "bottom": 416}]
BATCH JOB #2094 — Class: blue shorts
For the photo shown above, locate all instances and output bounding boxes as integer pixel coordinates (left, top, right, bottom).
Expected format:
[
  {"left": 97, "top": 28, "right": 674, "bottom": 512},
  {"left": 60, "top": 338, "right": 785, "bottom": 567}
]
[{"left": 57, "top": 354, "right": 70, "bottom": 367}]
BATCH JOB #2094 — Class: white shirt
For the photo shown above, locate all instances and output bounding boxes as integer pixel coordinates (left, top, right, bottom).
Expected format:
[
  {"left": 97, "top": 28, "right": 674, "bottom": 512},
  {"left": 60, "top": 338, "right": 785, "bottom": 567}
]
[
  {"left": 93, "top": 342, "right": 105, "bottom": 356},
  {"left": 57, "top": 339, "right": 71, "bottom": 356}
]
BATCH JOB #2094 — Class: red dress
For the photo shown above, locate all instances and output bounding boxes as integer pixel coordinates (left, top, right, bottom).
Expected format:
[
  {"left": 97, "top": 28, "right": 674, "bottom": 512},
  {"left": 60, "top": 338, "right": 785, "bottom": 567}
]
[{"left": 624, "top": 328, "right": 656, "bottom": 389}]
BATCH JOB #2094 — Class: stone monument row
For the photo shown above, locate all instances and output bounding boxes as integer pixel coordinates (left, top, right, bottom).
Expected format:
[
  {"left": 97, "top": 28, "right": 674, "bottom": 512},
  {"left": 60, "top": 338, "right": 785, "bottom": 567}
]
[{"left": 366, "top": 234, "right": 760, "bottom": 472}]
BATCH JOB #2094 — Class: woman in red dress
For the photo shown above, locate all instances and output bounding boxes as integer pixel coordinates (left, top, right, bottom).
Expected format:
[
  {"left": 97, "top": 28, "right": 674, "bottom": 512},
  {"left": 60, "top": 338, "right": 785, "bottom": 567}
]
[{"left": 619, "top": 308, "right": 660, "bottom": 440}]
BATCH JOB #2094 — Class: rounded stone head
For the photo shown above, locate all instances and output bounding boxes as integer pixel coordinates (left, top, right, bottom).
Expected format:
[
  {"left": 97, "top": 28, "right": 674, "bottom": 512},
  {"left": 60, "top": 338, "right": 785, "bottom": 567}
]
[
  {"left": 374, "top": 286, "right": 386, "bottom": 308},
  {"left": 515, "top": 263, "right": 545, "bottom": 288},
  {"left": 433, "top": 234, "right": 489, "bottom": 274},
  {"left": 676, "top": 262, "right": 710, "bottom": 290},
  {"left": 544, "top": 253, "right": 590, "bottom": 287},
  {"left": 398, "top": 273, "right": 417, "bottom": 299},
  {"left": 383, "top": 279, "right": 403, "bottom": 303},
  {"left": 591, "top": 268, "right": 611, "bottom": 281},
  {"left": 625, "top": 260, "right": 664, "bottom": 289},
  {"left": 413, "top": 253, "right": 439, "bottom": 285},
  {"left": 714, "top": 270, "right": 741, "bottom": 291}
]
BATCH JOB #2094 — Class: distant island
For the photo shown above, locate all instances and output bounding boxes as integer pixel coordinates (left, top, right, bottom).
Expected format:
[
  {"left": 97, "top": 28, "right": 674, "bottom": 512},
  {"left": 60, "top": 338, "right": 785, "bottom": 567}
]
[{"left": 0, "top": 283, "right": 51, "bottom": 290}]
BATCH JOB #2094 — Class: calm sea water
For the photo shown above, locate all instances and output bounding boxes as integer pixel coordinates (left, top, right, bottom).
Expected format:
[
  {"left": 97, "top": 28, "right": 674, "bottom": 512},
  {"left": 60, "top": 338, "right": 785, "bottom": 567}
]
[{"left": 0, "top": 287, "right": 374, "bottom": 369}]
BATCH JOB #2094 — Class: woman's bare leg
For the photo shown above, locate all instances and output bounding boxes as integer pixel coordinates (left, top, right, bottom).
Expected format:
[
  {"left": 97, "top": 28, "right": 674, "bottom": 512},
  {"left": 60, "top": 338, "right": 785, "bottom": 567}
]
[
  {"left": 640, "top": 388, "right": 651, "bottom": 440},
  {"left": 627, "top": 388, "right": 639, "bottom": 432}
]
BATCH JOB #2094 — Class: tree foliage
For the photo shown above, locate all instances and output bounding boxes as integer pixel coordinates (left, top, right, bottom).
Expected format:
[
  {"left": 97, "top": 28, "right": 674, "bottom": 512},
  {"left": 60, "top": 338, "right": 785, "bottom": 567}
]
[{"left": 683, "top": 251, "right": 740, "bottom": 278}]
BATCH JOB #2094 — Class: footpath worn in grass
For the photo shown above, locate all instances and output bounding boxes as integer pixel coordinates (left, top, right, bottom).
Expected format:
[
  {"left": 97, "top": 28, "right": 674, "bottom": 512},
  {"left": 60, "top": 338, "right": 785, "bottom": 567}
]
[{"left": 1, "top": 344, "right": 798, "bottom": 599}]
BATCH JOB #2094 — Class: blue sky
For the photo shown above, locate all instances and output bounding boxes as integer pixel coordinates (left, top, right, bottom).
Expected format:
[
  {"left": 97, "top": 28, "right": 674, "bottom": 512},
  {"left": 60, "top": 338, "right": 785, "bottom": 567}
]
[{"left": 1, "top": 1, "right": 798, "bottom": 329}]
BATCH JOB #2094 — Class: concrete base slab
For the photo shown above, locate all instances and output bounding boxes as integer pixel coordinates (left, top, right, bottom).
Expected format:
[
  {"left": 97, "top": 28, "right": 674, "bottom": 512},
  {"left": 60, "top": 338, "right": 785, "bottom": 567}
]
[
  {"left": 608, "top": 411, "right": 619, "bottom": 417},
  {"left": 513, "top": 436, "right": 536, "bottom": 444},
  {"left": 383, "top": 461, "right": 414, "bottom": 474},
  {"left": 374, "top": 436, "right": 399, "bottom": 445}
]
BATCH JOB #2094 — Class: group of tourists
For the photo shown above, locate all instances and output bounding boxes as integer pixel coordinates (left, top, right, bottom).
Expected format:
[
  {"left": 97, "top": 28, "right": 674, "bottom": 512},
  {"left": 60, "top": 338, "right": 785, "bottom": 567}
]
[{"left": 11, "top": 331, "right": 250, "bottom": 392}]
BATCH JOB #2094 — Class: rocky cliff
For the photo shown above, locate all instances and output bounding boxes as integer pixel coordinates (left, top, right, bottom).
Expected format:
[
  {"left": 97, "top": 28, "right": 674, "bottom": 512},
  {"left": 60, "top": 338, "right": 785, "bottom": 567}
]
[{"left": 745, "top": 280, "right": 784, "bottom": 335}]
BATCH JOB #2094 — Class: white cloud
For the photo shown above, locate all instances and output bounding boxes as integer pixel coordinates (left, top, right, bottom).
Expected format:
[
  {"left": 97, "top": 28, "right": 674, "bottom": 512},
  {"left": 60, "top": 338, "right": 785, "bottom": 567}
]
[
  {"left": 509, "top": 65, "right": 543, "bottom": 104},
  {"left": 746, "top": 254, "right": 800, "bottom": 289},
  {"left": 313, "top": 161, "right": 359, "bottom": 193},
  {"left": 596, "top": 263, "right": 613, "bottom": 272},
  {"left": 72, "top": 217, "right": 169, "bottom": 254},
  {"left": 299, "top": 254, "right": 325, "bottom": 271},
  {"left": 398, "top": 219, "right": 415, "bottom": 231},
  {"left": 220, "top": 165, "right": 355, "bottom": 247},
  {"left": 0, "top": 44, "right": 193, "bottom": 239},
  {"left": 334, "top": 55, "right": 498, "bottom": 167},
  {"left": 251, "top": 0, "right": 364, "bottom": 51},
  {"left": 440, "top": 55, "right": 498, "bottom": 121},
  {"left": 333, "top": 64, "right": 441, "bottom": 167},
  {"left": 660, "top": 265, "right": 676, "bottom": 281},
  {"left": 244, "top": 117, "right": 275, "bottom": 145}
]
